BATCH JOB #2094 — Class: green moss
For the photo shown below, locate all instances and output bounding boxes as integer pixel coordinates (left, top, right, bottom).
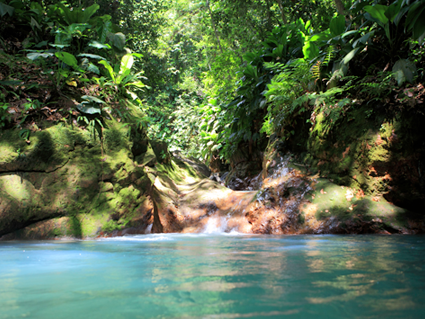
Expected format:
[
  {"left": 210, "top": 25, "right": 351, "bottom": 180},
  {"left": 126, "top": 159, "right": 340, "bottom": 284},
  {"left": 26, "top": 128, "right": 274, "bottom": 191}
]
[
  {"left": 80, "top": 213, "right": 109, "bottom": 236},
  {"left": 102, "top": 220, "right": 121, "bottom": 233}
]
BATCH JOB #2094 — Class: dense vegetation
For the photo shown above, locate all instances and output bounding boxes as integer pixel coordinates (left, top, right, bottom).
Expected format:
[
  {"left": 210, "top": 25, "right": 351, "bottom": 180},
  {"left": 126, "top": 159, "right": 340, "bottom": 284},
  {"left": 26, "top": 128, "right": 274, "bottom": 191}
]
[{"left": 0, "top": 0, "right": 424, "bottom": 167}]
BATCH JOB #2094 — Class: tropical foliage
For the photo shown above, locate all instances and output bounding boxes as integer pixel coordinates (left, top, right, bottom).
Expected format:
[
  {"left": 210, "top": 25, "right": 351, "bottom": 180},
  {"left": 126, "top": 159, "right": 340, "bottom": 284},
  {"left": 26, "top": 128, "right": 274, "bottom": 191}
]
[{"left": 0, "top": 0, "right": 424, "bottom": 164}]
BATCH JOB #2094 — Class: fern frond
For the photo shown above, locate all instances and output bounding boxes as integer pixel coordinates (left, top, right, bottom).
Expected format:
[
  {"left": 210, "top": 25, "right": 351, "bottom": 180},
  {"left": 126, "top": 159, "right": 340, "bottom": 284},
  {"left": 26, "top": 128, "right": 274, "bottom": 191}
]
[
  {"left": 322, "top": 46, "right": 335, "bottom": 67},
  {"left": 311, "top": 60, "right": 321, "bottom": 80}
]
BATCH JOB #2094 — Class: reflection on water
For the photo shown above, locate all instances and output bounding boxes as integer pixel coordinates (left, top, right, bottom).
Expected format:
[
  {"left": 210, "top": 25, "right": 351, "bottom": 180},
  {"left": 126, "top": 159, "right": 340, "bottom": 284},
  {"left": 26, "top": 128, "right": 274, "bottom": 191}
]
[{"left": 0, "top": 235, "right": 424, "bottom": 319}]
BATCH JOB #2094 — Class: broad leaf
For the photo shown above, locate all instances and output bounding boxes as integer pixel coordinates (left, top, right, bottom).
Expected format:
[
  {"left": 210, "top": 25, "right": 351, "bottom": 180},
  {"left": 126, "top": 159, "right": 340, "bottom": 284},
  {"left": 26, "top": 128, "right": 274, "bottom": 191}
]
[
  {"left": 302, "top": 41, "right": 319, "bottom": 60},
  {"left": 87, "top": 63, "right": 100, "bottom": 75},
  {"left": 49, "top": 43, "right": 69, "bottom": 48},
  {"left": 76, "top": 102, "right": 101, "bottom": 114},
  {"left": 107, "top": 32, "right": 126, "bottom": 51},
  {"left": 392, "top": 59, "right": 417, "bottom": 85},
  {"left": 55, "top": 51, "right": 79, "bottom": 69},
  {"left": 82, "top": 95, "right": 105, "bottom": 104},
  {"left": 81, "top": 4, "right": 99, "bottom": 23},
  {"left": 342, "top": 47, "right": 360, "bottom": 64},
  {"left": 353, "top": 31, "right": 374, "bottom": 48},
  {"left": 98, "top": 60, "right": 115, "bottom": 82},
  {"left": 341, "top": 30, "right": 359, "bottom": 38},
  {"left": 88, "top": 41, "right": 111, "bottom": 50},
  {"left": 27, "top": 52, "right": 54, "bottom": 60},
  {"left": 406, "top": 4, "right": 425, "bottom": 40},
  {"left": 124, "top": 81, "right": 145, "bottom": 88},
  {"left": 385, "top": 0, "right": 402, "bottom": 22},
  {"left": 120, "top": 54, "right": 134, "bottom": 75},
  {"left": 0, "top": 2, "right": 14, "bottom": 17},
  {"left": 77, "top": 53, "right": 106, "bottom": 60},
  {"left": 364, "top": 5, "right": 389, "bottom": 25},
  {"left": 330, "top": 15, "right": 346, "bottom": 36}
]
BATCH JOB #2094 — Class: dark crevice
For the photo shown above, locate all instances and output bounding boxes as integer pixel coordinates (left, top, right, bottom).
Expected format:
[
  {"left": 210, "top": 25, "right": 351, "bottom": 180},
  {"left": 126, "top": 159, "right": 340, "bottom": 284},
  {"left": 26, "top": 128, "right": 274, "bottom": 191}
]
[{"left": 0, "top": 211, "right": 65, "bottom": 239}]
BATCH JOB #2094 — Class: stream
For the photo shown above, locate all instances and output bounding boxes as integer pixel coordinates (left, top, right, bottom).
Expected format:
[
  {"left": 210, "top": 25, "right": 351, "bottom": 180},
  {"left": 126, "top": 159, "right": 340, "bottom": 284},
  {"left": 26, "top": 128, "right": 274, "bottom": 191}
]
[{"left": 1, "top": 234, "right": 425, "bottom": 318}]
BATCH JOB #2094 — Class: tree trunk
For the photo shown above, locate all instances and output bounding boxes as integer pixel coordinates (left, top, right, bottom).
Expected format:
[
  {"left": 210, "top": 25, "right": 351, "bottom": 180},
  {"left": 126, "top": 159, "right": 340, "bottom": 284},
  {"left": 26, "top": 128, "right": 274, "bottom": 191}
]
[
  {"left": 334, "top": 0, "right": 345, "bottom": 15},
  {"left": 276, "top": 0, "right": 288, "bottom": 24}
]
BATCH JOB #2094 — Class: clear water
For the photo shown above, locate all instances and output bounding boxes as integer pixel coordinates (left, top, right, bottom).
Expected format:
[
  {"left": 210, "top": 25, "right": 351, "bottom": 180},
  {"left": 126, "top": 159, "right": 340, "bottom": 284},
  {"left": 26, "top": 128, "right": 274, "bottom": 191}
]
[{"left": 1, "top": 235, "right": 425, "bottom": 319}]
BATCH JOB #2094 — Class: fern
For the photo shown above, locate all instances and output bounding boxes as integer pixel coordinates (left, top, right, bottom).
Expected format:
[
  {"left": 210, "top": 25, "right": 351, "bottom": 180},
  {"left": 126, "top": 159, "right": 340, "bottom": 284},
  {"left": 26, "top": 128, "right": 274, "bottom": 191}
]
[{"left": 312, "top": 60, "right": 321, "bottom": 80}]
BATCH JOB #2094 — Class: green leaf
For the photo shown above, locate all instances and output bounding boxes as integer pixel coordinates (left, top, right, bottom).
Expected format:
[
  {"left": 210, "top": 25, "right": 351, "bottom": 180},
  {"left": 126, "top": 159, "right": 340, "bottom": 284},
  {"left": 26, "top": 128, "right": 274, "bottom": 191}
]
[
  {"left": 55, "top": 51, "right": 79, "bottom": 69},
  {"left": 330, "top": 15, "right": 346, "bottom": 36},
  {"left": 302, "top": 41, "right": 319, "bottom": 60},
  {"left": 97, "top": 16, "right": 112, "bottom": 43},
  {"left": 120, "top": 54, "right": 134, "bottom": 75},
  {"left": 342, "top": 47, "right": 360, "bottom": 64},
  {"left": 406, "top": 1, "right": 425, "bottom": 31},
  {"left": 310, "top": 33, "right": 331, "bottom": 42},
  {"left": 364, "top": 5, "right": 389, "bottom": 25},
  {"left": 98, "top": 60, "right": 115, "bottom": 82},
  {"left": 393, "top": 6, "right": 410, "bottom": 26},
  {"left": 0, "top": 2, "right": 15, "bottom": 17},
  {"left": 87, "top": 63, "right": 100, "bottom": 74},
  {"left": 88, "top": 41, "right": 111, "bottom": 49},
  {"left": 385, "top": 1, "right": 402, "bottom": 22},
  {"left": 406, "top": 5, "right": 425, "bottom": 40},
  {"left": 353, "top": 31, "right": 374, "bottom": 48},
  {"left": 27, "top": 52, "right": 54, "bottom": 60},
  {"left": 124, "top": 81, "right": 145, "bottom": 88},
  {"left": 0, "top": 80, "right": 22, "bottom": 86},
  {"left": 384, "top": 23, "right": 391, "bottom": 42},
  {"left": 77, "top": 53, "right": 106, "bottom": 60},
  {"left": 49, "top": 44, "right": 70, "bottom": 49},
  {"left": 81, "top": 4, "right": 99, "bottom": 23},
  {"left": 82, "top": 95, "right": 105, "bottom": 104},
  {"left": 76, "top": 102, "right": 101, "bottom": 114},
  {"left": 341, "top": 30, "right": 359, "bottom": 38},
  {"left": 392, "top": 59, "right": 417, "bottom": 86},
  {"left": 108, "top": 32, "right": 126, "bottom": 51}
]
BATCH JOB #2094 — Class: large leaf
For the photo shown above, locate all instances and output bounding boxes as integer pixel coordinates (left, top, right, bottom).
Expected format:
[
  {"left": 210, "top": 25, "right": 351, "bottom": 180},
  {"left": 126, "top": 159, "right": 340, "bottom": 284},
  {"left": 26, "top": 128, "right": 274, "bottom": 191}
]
[
  {"left": 81, "top": 4, "right": 99, "bottom": 23},
  {"left": 58, "top": 3, "right": 99, "bottom": 25},
  {"left": 393, "top": 6, "right": 410, "bottom": 26},
  {"left": 107, "top": 32, "right": 126, "bottom": 51},
  {"left": 97, "top": 16, "right": 113, "bottom": 43},
  {"left": 27, "top": 52, "right": 54, "bottom": 60},
  {"left": 385, "top": 0, "right": 402, "bottom": 22},
  {"left": 406, "top": 2, "right": 425, "bottom": 40},
  {"left": 76, "top": 102, "right": 101, "bottom": 114},
  {"left": 55, "top": 51, "right": 79, "bottom": 69},
  {"left": 120, "top": 54, "right": 134, "bottom": 76},
  {"left": 77, "top": 53, "right": 106, "bottom": 60},
  {"left": 88, "top": 41, "right": 111, "bottom": 50},
  {"left": 87, "top": 63, "right": 100, "bottom": 75},
  {"left": 405, "top": 0, "right": 425, "bottom": 30},
  {"left": 353, "top": 31, "right": 374, "bottom": 48},
  {"left": 124, "top": 81, "right": 145, "bottom": 88},
  {"left": 341, "top": 30, "right": 359, "bottom": 38},
  {"left": 342, "top": 47, "right": 360, "bottom": 64},
  {"left": 0, "top": 2, "right": 14, "bottom": 17},
  {"left": 364, "top": 5, "right": 389, "bottom": 25},
  {"left": 302, "top": 41, "right": 319, "bottom": 60},
  {"left": 98, "top": 60, "right": 115, "bottom": 82},
  {"left": 82, "top": 95, "right": 105, "bottom": 104},
  {"left": 330, "top": 15, "right": 346, "bottom": 36},
  {"left": 392, "top": 59, "right": 417, "bottom": 86}
]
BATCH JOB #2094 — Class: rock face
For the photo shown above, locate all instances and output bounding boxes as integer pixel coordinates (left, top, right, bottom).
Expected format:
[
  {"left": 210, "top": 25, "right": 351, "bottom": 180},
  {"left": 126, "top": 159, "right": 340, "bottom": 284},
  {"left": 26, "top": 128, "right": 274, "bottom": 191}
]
[
  {"left": 1, "top": 115, "right": 424, "bottom": 239},
  {"left": 0, "top": 122, "right": 175, "bottom": 239}
]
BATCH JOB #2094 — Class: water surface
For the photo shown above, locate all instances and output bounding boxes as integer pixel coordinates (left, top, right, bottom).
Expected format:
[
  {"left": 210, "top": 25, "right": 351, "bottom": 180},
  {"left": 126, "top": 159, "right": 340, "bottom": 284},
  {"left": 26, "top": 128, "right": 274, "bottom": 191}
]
[{"left": 1, "top": 234, "right": 425, "bottom": 318}]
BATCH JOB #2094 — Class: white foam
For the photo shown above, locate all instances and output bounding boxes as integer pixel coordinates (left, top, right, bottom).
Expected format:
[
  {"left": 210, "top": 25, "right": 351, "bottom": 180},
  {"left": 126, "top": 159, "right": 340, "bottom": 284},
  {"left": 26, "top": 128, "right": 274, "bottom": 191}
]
[{"left": 202, "top": 214, "right": 228, "bottom": 234}]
